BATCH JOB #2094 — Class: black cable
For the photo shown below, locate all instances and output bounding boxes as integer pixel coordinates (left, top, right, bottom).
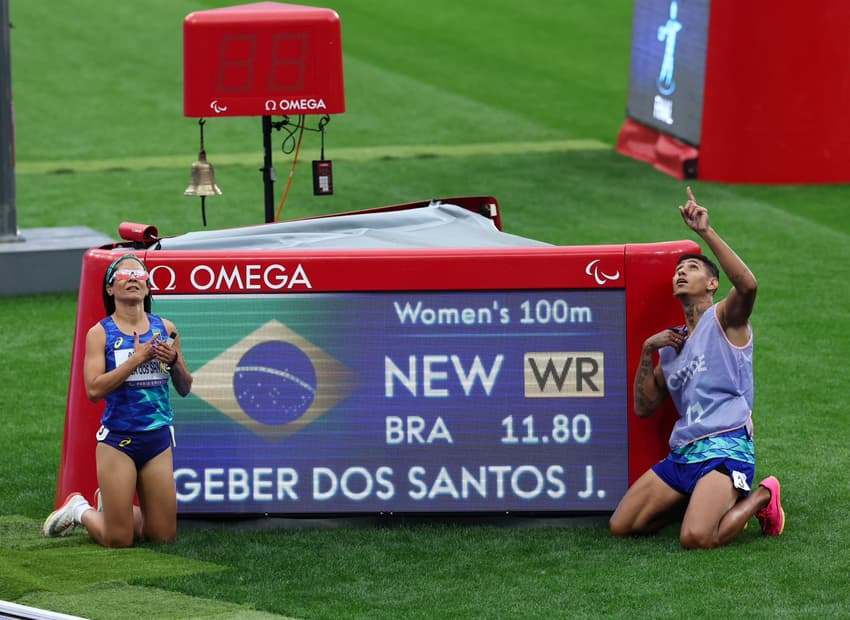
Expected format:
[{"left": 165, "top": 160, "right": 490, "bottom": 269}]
[
  {"left": 274, "top": 114, "right": 330, "bottom": 155},
  {"left": 275, "top": 116, "right": 299, "bottom": 155}
]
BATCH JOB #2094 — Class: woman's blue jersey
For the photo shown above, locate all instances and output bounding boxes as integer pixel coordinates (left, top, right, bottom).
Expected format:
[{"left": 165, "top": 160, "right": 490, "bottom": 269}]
[{"left": 100, "top": 314, "right": 173, "bottom": 432}]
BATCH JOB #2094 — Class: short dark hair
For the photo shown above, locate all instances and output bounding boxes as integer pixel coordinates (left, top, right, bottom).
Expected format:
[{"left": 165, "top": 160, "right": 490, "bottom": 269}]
[{"left": 678, "top": 253, "right": 720, "bottom": 281}]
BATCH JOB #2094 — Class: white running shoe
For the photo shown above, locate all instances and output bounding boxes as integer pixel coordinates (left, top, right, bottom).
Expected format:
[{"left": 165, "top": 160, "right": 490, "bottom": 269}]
[{"left": 42, "top": 493, "right": 87, "bottom": 537}]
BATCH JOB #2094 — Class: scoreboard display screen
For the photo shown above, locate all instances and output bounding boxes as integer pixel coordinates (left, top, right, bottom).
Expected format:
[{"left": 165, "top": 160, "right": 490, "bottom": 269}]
[
  {"left": 159, "top": 289, "right": 628, "bottom": 513},
  {"left": 625, "top": 0, "right": 710, "bottom": 145}
]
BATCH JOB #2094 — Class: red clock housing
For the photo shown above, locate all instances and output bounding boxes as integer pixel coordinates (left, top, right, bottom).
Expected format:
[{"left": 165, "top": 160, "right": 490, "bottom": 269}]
[{"left": 184, "top": 2, "right": 345, "bottom": 117}]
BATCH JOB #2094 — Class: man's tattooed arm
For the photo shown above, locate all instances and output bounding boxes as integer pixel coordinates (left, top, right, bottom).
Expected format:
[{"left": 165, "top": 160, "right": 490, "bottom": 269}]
[{"left": 633, "top": 344, "right": 667, "bottom": 417}]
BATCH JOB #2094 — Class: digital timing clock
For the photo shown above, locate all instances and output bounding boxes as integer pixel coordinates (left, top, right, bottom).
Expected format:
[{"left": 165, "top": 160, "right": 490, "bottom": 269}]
[{"left": 183, "top": 2, "right": 345, "bottom": 117}]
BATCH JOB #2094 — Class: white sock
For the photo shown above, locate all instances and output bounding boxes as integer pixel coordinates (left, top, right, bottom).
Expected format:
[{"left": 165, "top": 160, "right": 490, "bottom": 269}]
[{"left": 73, "top": 499, "right": 93, "bottom": 524}]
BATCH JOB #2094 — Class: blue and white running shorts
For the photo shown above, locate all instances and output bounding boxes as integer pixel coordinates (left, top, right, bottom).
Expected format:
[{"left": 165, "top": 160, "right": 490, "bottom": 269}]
[{"left": 652, "top": 456, "right": 755, "bottom": 497}]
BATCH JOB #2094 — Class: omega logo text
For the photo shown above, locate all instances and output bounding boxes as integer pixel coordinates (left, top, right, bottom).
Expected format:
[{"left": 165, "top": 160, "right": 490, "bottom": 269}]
[
  {"left": 149, "top": 263, "right": 312, "bottom": 292},
  {"left": 264, "top": 98, "right": 327, "bottom": 112}
]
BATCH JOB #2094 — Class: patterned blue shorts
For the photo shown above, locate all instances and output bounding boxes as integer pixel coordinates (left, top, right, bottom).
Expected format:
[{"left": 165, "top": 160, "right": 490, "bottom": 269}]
[{"left": 652, "top": 456, "right": 755, "bottom": 496}]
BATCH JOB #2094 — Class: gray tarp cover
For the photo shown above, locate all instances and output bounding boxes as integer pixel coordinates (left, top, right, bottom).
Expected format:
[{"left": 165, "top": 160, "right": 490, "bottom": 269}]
[{"left": 158, "top": 203, "right": 551, "bottom": 250}]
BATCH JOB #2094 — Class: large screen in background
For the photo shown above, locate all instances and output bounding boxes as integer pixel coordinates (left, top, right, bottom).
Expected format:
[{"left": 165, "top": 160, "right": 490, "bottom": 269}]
[
  {"left": 159, "top": 289, "right": 628, "bottom": 514},
  {"left": 625, "top": 0, "right": 710, "bottom": 145}
]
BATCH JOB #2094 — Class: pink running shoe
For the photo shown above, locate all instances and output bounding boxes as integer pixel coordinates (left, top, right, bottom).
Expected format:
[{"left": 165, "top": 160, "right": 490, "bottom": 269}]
[{"left": 756, "top": 476, "right": 785, "bottom": 536}]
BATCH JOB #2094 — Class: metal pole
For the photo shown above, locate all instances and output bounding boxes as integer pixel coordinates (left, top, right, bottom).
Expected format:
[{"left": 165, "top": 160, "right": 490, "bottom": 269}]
[
  {"left": 0, "top": 0, "right": 20, "bottom": 242},
  {"left": 261, "top": 115, "right": 275, "bottom": 223}
]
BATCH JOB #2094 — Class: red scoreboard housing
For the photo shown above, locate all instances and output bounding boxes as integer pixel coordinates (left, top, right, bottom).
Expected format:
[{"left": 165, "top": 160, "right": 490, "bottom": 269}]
[{"left": 55, "top": 200, "right": 695, "bottom": 516}]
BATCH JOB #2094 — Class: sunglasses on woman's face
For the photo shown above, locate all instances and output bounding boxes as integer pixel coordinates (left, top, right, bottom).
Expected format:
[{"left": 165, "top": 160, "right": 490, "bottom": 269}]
[{"left": 111, "top": 269, "right": 149, "bottom": 283}]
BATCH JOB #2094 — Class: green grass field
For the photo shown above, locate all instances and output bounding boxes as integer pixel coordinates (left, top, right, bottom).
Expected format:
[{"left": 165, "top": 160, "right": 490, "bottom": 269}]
[{"left": 3, "top": 1, "right": 850, "bottom": 618}]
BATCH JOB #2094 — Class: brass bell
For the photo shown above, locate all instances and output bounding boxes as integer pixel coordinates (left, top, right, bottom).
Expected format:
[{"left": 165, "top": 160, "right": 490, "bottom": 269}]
[
  {"left": 183, "top": 150, "right": 222, "bottom": 197},
  {"left": 184, "top": 119, "right": 221, "bottom": 226}
]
